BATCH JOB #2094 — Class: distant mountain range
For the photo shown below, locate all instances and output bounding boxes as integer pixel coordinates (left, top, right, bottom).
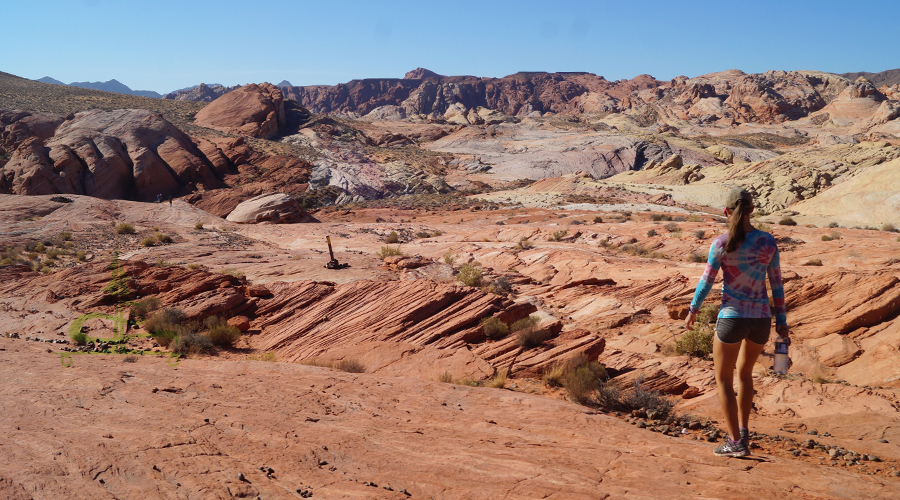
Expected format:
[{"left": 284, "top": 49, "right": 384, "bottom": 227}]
[{"left": 36, "top": 77, "right": 163, "bottom": 98}]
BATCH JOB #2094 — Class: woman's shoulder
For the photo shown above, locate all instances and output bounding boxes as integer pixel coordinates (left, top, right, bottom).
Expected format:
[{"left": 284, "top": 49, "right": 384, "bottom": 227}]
[{"left": 751, "top": 229, "right": 777, "bottom": 242}]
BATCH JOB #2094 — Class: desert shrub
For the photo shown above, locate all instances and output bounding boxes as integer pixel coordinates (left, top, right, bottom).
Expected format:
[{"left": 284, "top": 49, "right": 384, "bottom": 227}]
[
  {"left": 495, "top": 220, "right": 506, "bottom": 225},
  {"left": 431, "top": 230, "right": 444, "bottom": 237},
  {"left": 27, "top": 252, "right": 38, "bottom": 260},
  {"left": 778, "top": 217, "right": 797, "bottom": 226},
  {"left": 593, "top": 216, "right": 603, "bottom": 223},
  {"left": 439, "top": 372, "right": 454, "bottom": 383},
  {"left": 35, "top": 243, "right": 46, "bottom": 253},
  {"left": 515, "top": 237, "right": 534, "bottom": 251},
  {"left": 690, "top": 251, "right": 706, "bottom": 263},
  {"left": 804, "top": 258, "right": 823, "bottom": 266},
  {"left": 384, "top": 231, "right": 400, "bottom": 244},
  {"left": 483, "top": 369, "right": 508, "bottom": 389},
  {"left": 194, "top": 222, "right": 204, "bottom": 230},
  {"left": 756, "top": 222, "right": 773, "bottom": 232},
  {"left": 58, "top": 231, "right": 72, "bottom": 241},
  {"left": 480, "top": 317, "right": 510, "bottom": 340},
  {"left": 570, "top": 220, "right": 583, "bottom": 225},
  {"left": 131, "top": 297, "right": 161, "bottom": 318},
  {"left": 154, "top": 258, "right": 173, "bottom": 267},
  {"left": 651, "top": 214, "right": 672, "bottom": 222},
  {"left": 693, "top": 229, "right": 706, "bottom": 239},
  {"left": 219, "top": 268, "right": 245, "bottom": 278},
  {"left": 513, "top": 315, "right": 551, "bottom": 349},
  {"left": 144, "top": 308, "right": 185, "bottom": 334},
  {"left": 0, "top": 258, "right": 11, "bottom": 265},
  {"left": 39, "top": 266, "right": 52, "bottom": 274},
  {"left": 155, "top": 233, "right": 173, "bottom": 244},
  {"left": 442, "top": 251, "right": 456, "bottom": 265},
  {"left": 456, "top": 264, "right": 483, "bottom": 287},
  {"left": 46, "top": 249, "right": 61, "bottom": 260},
  {"left": 821, "top": 234, "right": 833, "bottom": 241},
  {"left": 203, "top": 316, "right": 241, "bottom": 347},
  {"left": 663, "top": 222, "right": 679, "bottom": 232},
  {"left": 122, "top": 355, "right": 138, "bottom": 363},
  {"left": 116, "top": 223, "right": 135, "bottom": 234},
  {"left": 71, "top": 331, "right": 87, "bottom": 345},
  {"left": 828, "top": 221, "right": 840, "bottom": 228},
  {"left": 172, "top": 331, "right": 215, "bottom": 356},
  {"left": 646, "top": 229, "right": 658, "bottom": 237},
  {"left": 563, "top": 359, "right": 608, "bottom": 405},
  {"left": 376, "top": 245, "right": 402, "bottom": 259},
  {"left": 416, "top": 231, "right": 431, "bottom": 239},
  {"left": 187, "top": 263, "right": 201, "bottom": 270},
  {"left": 882, "top": 223, "right": 898, "bottom": 233},
  {"left": 620, "top": 378, "right": 675, "bottom": 417},
  {"left": 485, "top": 276, "right": 513, "bottom": 296},
  {"left": 675, "top": 303, "right": 717, "bottom": 359},
  {"left": 550, "top": 229, "right": 568, "bottom": 242},
  {"left": 247, "top": 352, "right": 277, "bottom": 362},
  {"left": 335, "top": 359, "right": 366, "bottom": 373},
  {"left": 140, "top": 236, "right": 156, "bottom": 247},
  {"left": 76, "top": 250, "right": 86, "bottom": 261}
]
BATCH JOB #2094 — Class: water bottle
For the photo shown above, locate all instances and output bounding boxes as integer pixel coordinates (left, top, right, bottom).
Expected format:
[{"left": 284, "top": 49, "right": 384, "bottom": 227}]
[{"left": 774, "top": 336, "right": 791, "bottom": 374}]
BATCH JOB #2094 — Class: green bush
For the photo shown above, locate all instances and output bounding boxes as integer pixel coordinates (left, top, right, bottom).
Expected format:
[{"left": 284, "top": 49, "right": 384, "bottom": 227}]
[
  {"left": 882, "top": 223, "right": 898, "bottom": 233},
  {"left": 515, "top": 237, "right": 534, "bottom": 251},
  {"left": 690, "top": 251, "right": 706, "bottom": 263},
  {"left": 155, "top": 233, "right": 173, "bottom": 244},
  {"left": 172, "top": 331, "right": 215, "bottom": 355},
  {"left": 384, "top": 231, "right": 400, "bottom": 243},
  {"left": 140, "top": 236, "right": 156, "bottom": 247},
  {"left": 456, "top": 264, "right": 483, "bottom": 287},
  {"left": 116, "top": 223, "right": 135, "bottom": 234},
  {"left": 416, "top": 231, "right": 431, "bottom": 239},
  {"left": 187, "top": 263, "right": 201, "bottom": 270},
  {"left": 203, "top": 316, "right": 241, "bottom": 347},
  {"left": 480, "top": 317, "right": 510, "bottom": 340},
  {"left": 443, "top": 252, "right": 456, "bottom": 265},
  {"left": 58, "top": 231, "right": 72, "bottom": 241},
  {"left": 664, "top": 222, "right": 679, "bottom": 232},
  {"left": 376, "top": 246, "right": 402, "bottom": 259},
  {"left": 646, "top": 229, "right": 658, "bottom": 237},
  {"left": 71, "top": 331, "right": 88, "bottom": 345},
  {"left": 563, "top": 357, "right": 608, "bottom": 405},
  {"left": 550, "top": 229, "right": 568, "bottom": 242},
  {"left": 35, "top": 243, "right": 46, "bottom": 253},
  {"left": 512, "top": 315, "right": 551, "bottom": 349},
  {"left": 675, "top": 304, "right": 716, "bottom": 359},
  {"left": 693, "top": 229, "right": 706, "bottom": 239},
  {"left": 76, "top": 250, "right": 86, "bottom": 261},
  {"left": 804, "top": 258, "right": 823, "bottom": 266},
  {"left": 194, "top": 222, "right": 204, "bottom": 230},
  {"left": 593, "top": 216, "right": 603, "bottom": 223},
  {"left": 651, "top": 214, "right": 673, "bottom": 222},
  {"left": 144, "top": 308, "right": 185, "bottom": 335},
  {"left": 778, "top": 217, "right": 797, "bottom": 226},
  {"left": 821, "top": 234, "right": 833, "bottom": 241},
  {"left": 485, "top": 276, "right": 513, "bottom": 295}
]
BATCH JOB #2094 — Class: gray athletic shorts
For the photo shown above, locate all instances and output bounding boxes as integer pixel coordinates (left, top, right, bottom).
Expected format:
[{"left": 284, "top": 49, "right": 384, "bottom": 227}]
[{"left": 715, "top": 317, "right": 771, "bottom": 345}]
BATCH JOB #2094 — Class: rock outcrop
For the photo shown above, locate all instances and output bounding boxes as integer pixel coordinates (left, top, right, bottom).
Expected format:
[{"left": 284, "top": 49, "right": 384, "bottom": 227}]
[
  {"left": 194, "top": 83, "right": 285, "bottom": 139},
  {"left": 225, "top": 193, "right": 317, "bottom": 224},
  {"left": 0, "top": 108, "right": 223, "bottom": 201},
  {"left": 163, "top": 83, "right": 240, "bottom": 102}
]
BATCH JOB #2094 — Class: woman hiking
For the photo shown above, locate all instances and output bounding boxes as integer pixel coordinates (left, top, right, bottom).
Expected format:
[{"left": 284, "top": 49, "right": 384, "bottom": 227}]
[{"left": 685, "top": 187, "right": 789, "bottom": 458}]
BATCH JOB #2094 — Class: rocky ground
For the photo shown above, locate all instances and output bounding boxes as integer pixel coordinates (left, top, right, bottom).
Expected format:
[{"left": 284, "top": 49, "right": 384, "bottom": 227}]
[{"left": 2, "top": 189, "right": 900, "bottom": 498}]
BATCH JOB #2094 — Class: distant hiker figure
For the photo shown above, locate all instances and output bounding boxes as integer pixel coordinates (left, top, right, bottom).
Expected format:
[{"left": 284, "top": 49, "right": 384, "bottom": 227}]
[
  {"left": 157, "top": 193, "right": 162, "bottom": 203},
  {"left": 168, "top": 196, "right": 172, "bottom": 206},
  {"left": 685, "top": 187, "right": 789, "bottom": 458}
]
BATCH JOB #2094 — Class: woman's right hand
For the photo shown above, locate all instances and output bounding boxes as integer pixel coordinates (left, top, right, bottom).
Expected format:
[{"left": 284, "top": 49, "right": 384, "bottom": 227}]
[{"left": 684, "top": 312, "right": 696, "bottom": 330}]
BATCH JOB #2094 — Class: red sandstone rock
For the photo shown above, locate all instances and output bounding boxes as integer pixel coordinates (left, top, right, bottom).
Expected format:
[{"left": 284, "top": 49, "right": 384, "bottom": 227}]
[
  {"left": 225, "top": 193, "right": 317, "bottom": 224},
  {"left": 227, "top": 315, "right": 251, "bottom": 332},
  {"left": 194, "top": 83, "right": 285, "bottom": 139},
  {"left": 0, "top": 109, "right": 223, "bottom": 201}
]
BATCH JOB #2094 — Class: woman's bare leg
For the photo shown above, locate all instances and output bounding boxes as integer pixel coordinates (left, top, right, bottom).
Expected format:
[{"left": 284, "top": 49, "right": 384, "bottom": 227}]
[
  {"left": 713, "top": 337, "right": 743, "bottom": 441},
  {"left": 736, "top": 339, "right": 766, "bottom": 429}
]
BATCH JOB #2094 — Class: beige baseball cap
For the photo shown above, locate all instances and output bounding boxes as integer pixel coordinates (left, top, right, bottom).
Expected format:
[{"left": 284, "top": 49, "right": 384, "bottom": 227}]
[{"left": 724, "top": 187, "right": 752, "bottom": 209}]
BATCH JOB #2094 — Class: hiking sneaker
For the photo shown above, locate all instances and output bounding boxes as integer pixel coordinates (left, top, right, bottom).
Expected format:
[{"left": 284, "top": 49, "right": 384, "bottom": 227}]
[
  {"left": 714, "top": 437, "right": 749, "bottom": 458},
  {"left": 740, "top": 428, "right": 750, "bottom": 451}
]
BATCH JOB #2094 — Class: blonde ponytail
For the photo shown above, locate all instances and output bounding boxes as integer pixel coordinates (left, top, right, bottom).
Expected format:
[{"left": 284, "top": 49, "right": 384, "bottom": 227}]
[{"left": 725, "top": 199, "right": 749, "bottom": 253}]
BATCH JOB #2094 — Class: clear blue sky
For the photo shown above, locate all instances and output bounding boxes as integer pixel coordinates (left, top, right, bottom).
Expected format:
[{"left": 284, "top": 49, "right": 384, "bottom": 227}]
[{"left": 2, "top": 0, "right": 897, "bottom": 93}]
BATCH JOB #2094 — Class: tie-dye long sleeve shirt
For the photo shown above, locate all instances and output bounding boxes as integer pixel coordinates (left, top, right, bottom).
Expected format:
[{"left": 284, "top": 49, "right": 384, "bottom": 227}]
[{"left": 690, "top": 230, "right": 787, "bottom": 325}]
